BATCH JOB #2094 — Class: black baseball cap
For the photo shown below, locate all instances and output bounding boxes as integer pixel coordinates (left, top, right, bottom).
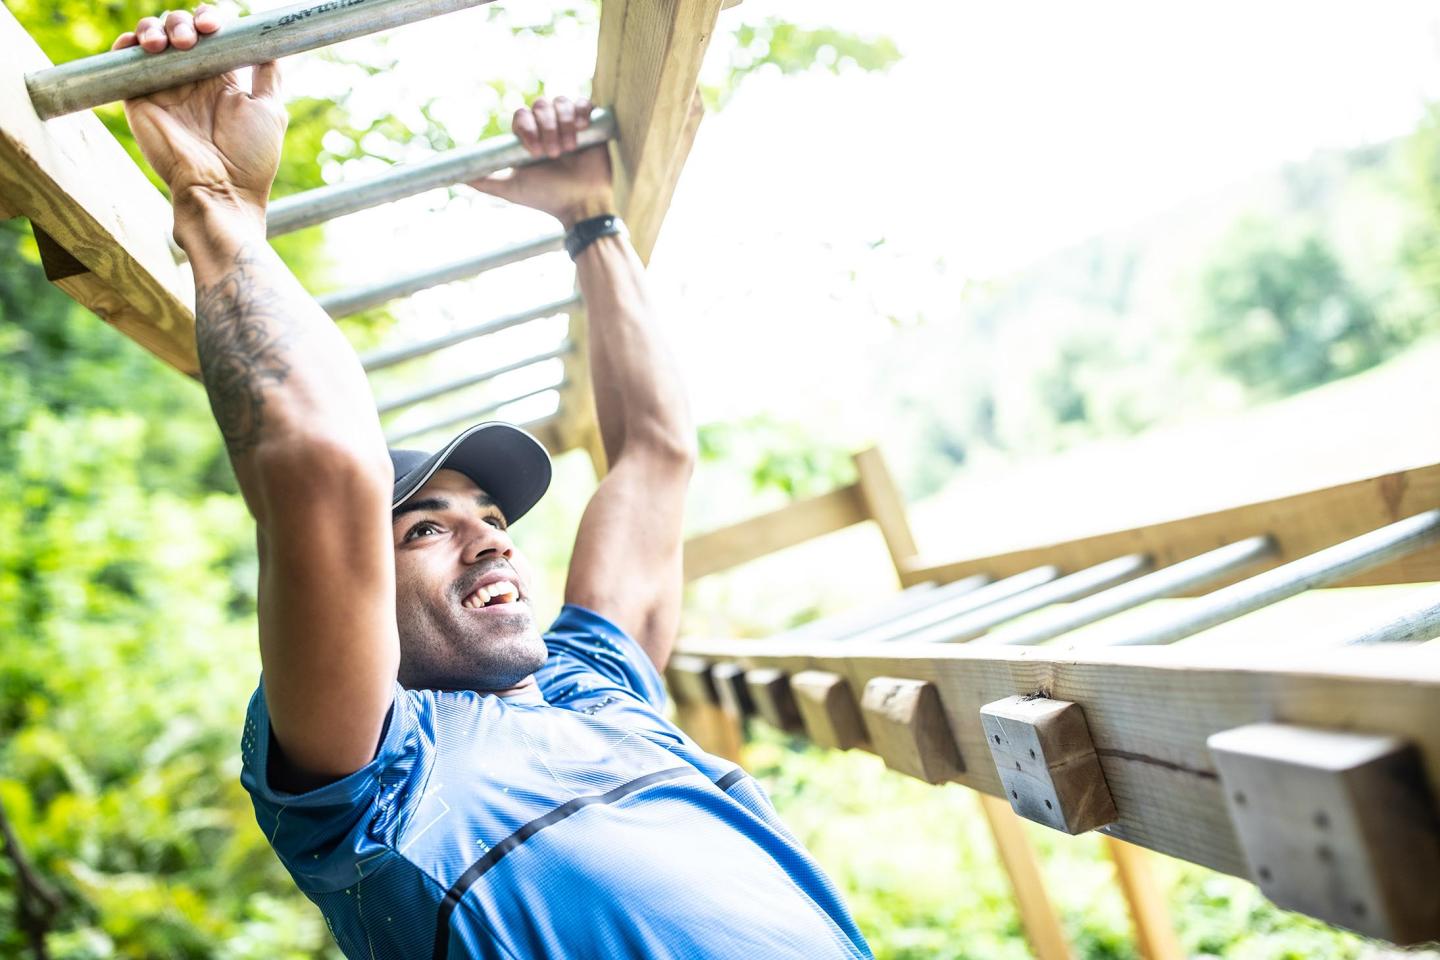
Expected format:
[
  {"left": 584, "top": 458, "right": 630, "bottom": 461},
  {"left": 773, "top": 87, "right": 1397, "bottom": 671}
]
[{"left": 389, "top": 422, "right": 552, "bottom": 523}]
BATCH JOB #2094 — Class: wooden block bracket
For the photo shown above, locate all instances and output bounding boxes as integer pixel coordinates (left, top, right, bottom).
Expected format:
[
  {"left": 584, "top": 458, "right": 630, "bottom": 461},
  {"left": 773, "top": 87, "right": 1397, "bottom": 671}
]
[
  {"left": 745, "top": 667, "right": 804, "bottom": 734},
  {"left": 1209, "top": 723, "right": 1440, "bottom": 944},
  {"left": 791, "top": 670, "right": 867, "bottom": 751},
  {"left": 860, "top": 676, "right": 964, "bottom": 784},
  {"left": 981, "top": 695, "right": 1117, "bottom": 835}
]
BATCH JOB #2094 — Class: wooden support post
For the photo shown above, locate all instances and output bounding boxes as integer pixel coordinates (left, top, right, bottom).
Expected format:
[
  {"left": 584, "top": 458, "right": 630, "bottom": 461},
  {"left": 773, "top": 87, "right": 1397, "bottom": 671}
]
[
  {"left": 852, "top": 446, "right": 920, "bottom": 572},
  {"left": 981, "top": 696, "right": 1117, "bottom": 834},
  {"left": 790, "top": 670, "right": 867, "bottom": 750},
  {"left": 859, "top": 677, "right": 964, "bottom": 784},
  {"left": 1102, "top": 836, "right": 1183, "bottom": 960},
  {"left": 592, "top": 0, "right": 722, "bottom": 264},
  {"left": 745, "top": 667, "right": 804, "bottom": 734},
  {"left": 1208, "top": 723, "right": 1440, "bottom": 944},
  {"left": 1, "top": 8, "right": 199, "bottom": 376},
  {"left": 666, "top": 655, "right": 742, "bottom": 762},
  {"left": 976, "top": 792, "right": 1074, "bottom": 960}
]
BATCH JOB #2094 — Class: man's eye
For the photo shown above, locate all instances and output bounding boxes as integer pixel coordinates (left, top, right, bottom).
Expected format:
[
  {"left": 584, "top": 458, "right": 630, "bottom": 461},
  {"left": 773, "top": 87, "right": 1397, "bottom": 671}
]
[
  {"left": 485, "top": 516, "right": 506, "bottom": 530},
  {"left": 405, "top": 521, "right": 441, "bottom": 542}
]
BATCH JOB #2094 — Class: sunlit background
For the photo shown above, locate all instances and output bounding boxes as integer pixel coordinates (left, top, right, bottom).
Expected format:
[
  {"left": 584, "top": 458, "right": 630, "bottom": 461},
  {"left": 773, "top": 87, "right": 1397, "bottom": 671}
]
[{"left": 3, "top": 0, "right": 1440, "bottom": 956}]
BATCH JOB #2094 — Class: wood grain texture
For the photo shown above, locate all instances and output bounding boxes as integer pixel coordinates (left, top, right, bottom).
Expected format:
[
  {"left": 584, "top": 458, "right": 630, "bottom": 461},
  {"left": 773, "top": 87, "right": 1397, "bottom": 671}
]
[
  {"left": 1, "top": 9, "right": 198, "bottom": 376},
  {"left": 901, "top": 463, "right": 1440, "bottom": 591},
  {"left": 791, "top": 670, "right": 867, "bottom": 750},
  {"left": 852, "top": 446, "right": 919, "bottom": 569},
  {"left": 982, "top": 696, "right": 1118, "bottom": 835},
  {"left": 744, "top": 667, "right": 803, "bottom": 733},
  {"left": 591, "top": 0, "right": 721, "bottom": 264},
  {"left": 1208, "top": 723, "right": 1440, "bottom": 944},
  {"left": 674, "top": 637, "right": 1440, "bottom": 880},
  {"left": 976, "top": 793, "right": 1075, "bottom": 960},
  {"left": 1103, "top": 836, "right": 1184, "bottom": 960},
  {"left": 683, "top": 483, "right": 869, "bottom": 582},
  {"left": 860, "top": 677, "right": 964, "bottom": 784}
]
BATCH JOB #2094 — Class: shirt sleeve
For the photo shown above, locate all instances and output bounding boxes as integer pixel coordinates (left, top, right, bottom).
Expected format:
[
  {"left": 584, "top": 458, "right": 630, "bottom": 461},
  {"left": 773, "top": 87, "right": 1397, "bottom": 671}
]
[
  {"left": 536, "top": 603, "right": 669, "bottom": 712},
  {"left": 239, "top": 679, "right": 431, "bottom": 895}
]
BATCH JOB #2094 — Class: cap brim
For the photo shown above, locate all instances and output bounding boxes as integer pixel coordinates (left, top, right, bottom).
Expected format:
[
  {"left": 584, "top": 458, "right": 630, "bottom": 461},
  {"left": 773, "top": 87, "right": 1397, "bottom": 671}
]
[{"left": 391, "top": 422, "right": 552, "bottom": 523}]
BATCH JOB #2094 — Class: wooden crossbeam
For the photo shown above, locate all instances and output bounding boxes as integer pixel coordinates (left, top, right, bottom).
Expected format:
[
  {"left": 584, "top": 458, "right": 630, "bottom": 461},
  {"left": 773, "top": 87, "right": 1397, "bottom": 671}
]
[
  {"left": 0, "top": 7, "right": 198, "bottom": 375},
  {"left": 674, "top": 637, "right": 1440, "bottom": 884},
  {"left": 683, "top": 483, "right": 869, "bottom": 581},
  {"left": 903, "top": 462, "right": 1440, "bottom": 591}
]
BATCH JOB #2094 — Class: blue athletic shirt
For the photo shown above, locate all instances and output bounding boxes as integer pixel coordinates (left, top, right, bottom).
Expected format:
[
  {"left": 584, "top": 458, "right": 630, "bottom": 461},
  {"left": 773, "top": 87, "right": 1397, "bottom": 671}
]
[{"left": 240, "top": 604, "right": 872, "bottom": 959}]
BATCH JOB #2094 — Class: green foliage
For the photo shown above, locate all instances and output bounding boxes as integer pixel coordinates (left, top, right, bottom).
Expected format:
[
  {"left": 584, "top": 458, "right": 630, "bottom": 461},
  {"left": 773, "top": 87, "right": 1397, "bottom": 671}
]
[
  {"left": 1193, "top": 221, "right": 1396, "bottom": 395},
  {"left": 698, "top": 415, "right": 856, "bottom": 499},
  {"left": 704, "top": 18, "right": 902, "bottom": 111}
]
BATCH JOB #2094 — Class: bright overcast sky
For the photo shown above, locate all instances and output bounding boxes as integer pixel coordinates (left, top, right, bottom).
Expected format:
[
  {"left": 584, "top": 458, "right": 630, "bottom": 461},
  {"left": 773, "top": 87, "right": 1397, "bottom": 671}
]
[{"left": 260, "top": 0, "right": 1440, "bottom": 432}]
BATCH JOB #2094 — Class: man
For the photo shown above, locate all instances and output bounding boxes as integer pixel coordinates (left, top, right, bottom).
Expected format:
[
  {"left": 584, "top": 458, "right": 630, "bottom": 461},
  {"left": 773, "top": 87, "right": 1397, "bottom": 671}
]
[{"left": 112, "top": 8, "right": 871, "bottom": 959}]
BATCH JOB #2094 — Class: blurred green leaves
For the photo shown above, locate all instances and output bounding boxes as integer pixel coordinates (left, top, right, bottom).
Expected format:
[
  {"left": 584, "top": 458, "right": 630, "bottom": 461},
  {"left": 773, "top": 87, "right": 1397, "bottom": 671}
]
[{"left": 704, "top": 18, "right": 902, "bottom": 111}]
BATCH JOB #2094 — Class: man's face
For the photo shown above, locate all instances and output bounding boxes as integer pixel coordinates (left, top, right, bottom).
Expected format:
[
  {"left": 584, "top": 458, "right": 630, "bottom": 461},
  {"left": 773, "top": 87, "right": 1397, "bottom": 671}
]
[{"left": 390, "top": 468, "right": 546, "bottom": 692}]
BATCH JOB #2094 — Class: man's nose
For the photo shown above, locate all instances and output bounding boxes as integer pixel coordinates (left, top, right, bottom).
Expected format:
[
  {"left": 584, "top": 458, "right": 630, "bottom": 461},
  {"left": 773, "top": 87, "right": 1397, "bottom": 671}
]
[{"left": 460, "top": 522, "right": 514, "bottom": 565}]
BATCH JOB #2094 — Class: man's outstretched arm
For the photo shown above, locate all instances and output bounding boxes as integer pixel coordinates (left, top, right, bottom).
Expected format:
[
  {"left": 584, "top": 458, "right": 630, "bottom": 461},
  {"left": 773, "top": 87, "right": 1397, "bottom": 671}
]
[
  {"left": 118, "top": 8, "right": 398, "bottom": 785},
  {"left": 475, "top": 97, "right": 696, "bottom": 669}
]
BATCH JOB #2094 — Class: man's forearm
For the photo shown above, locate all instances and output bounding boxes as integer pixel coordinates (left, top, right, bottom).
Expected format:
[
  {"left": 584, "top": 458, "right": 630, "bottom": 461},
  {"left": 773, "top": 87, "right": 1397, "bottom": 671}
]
[
  {"left": 178, "top": 200, "right": 388, "bottom": 516},
  {"left": 575, "top": 233, "right": 694, "bottom": 465}
]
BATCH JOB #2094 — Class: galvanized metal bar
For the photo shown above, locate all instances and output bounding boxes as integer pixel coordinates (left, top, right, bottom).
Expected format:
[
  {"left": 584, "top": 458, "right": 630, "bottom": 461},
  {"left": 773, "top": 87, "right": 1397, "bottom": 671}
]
[
  {"left": 905, "top": 553, "right": 1152, "bottom": 645},
  {"left": 986, "top": 536, "right": 1276, "bottom": 647},
  {"left": 359, "top": 293, "right": 580, "bottom": 372},
  {"left": 26, "top": 0, "right": 495, "bottom": 120},
  {"left": 375, "top": 343, "right": 571, "bottom": 414},
  {"left": 268, "top": 110, "right": 616, "bottom": 236},
  {"left": 843, "top": 566, "right": 1061, "bottom": 645},
  {"left": 384, "top": 379, "right": 568, "bottom": 445},
  {"left": 769, "top": 575, "right": 991, "bottom": 647},
  {"left": 318, "top": 233, "right": 564, "bottom": 319},
  {"left": 1108, "top": 509, "right": 1440, "bottom": 647},
  {"left": 1341, "top": 586, "right": 1440, "bottom": 646}
]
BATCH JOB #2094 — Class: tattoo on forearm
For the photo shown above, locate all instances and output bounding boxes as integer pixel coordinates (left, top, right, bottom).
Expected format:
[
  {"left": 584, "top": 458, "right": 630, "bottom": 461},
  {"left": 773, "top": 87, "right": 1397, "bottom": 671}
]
[{"left": 194, "top": 246, "right": 292, "bottom": 456}]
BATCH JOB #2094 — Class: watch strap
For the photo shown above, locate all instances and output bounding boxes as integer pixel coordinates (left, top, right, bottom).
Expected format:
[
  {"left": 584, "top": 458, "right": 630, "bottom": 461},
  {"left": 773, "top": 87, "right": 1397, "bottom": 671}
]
[{"left": 565, "top": 214, "right": 624, "bottom": 261}]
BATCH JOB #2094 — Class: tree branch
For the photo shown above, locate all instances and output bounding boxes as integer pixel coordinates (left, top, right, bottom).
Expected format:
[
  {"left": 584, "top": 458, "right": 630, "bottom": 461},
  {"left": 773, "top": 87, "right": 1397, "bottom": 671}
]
[{"left": 0, "top": 796, "right": 62, "bottom": 960}]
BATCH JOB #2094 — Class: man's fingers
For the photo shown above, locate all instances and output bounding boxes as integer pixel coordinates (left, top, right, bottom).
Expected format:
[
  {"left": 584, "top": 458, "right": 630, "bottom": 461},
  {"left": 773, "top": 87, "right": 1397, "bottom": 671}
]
[
  {"left": 111, "top": 31, "right": 140, "bottom": 51},
  {"left": 136, "top": 16, "right": 168, "bottom": 53},
  {"left": 531, "top": 97, "right": 561, "bottom": 158},
  {"left": 251, "top": 60, "right": 282, "bottom": 101},
  {"left": 469, "top": 168, "right": 520, "bottom": 201},
  {"left": 575, "top": 97, "right": 594, "bottom": 131},
  {"left": 553, "top": 96, "right": 577, "bottom": 152},
  {"left": 165, "top": 10, "right": 198, "bottom": 50},
  {"left": 193, "top": 4, "right": 223, "bottom": 33},
  {"left": 512, "top": 107, "right": 541, "bottom": 157}
]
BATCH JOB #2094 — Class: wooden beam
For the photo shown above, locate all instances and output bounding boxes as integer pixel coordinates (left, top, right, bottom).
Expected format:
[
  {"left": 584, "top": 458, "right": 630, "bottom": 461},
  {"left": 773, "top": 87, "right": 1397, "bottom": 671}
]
[
  {"left": 0, "top": 8, "right": 197, "bottom": 376},
  {"left": 683, "top": 483, "right": 869, "bottom": 582},
  {"left": 901, "top": 463, "right": 1440, "bottom": 591},
  {"left": 674, "top": 637, "right": 1440, "bottom": 883},
  {"left": 852, "top": 446, "right": 920, "bottom": 572},
  {"left": 591, "top": 0, "right": 722, "bottom": 264}
]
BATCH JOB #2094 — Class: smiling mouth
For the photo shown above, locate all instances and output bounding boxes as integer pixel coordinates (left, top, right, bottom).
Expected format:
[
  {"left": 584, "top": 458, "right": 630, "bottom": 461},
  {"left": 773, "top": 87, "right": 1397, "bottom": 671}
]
[{"left": 461, "top": 579, "right": 521, "bottom": 610}]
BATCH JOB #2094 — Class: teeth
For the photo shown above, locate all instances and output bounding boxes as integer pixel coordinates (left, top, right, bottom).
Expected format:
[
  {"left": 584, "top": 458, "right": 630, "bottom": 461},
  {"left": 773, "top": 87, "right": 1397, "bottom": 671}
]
[{"left": 464, "top": 580, "right": 517, "bottom": 609}]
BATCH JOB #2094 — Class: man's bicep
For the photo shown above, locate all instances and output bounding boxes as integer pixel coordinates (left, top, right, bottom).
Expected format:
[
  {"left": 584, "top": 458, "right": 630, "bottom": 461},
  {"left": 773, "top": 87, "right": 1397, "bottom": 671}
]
[
  {"left": 564, "top": 451, "right": 690, "bottom": 668},
  {"left": 255, "top": 465, "right": 400, "bottom": 787}
]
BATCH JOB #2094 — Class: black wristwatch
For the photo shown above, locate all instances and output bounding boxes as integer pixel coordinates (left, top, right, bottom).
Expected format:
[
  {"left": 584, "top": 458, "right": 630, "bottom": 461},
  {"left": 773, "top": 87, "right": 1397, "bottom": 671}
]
[{"left": 565, "top": 214, "right": 625, "bottom": 261}]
